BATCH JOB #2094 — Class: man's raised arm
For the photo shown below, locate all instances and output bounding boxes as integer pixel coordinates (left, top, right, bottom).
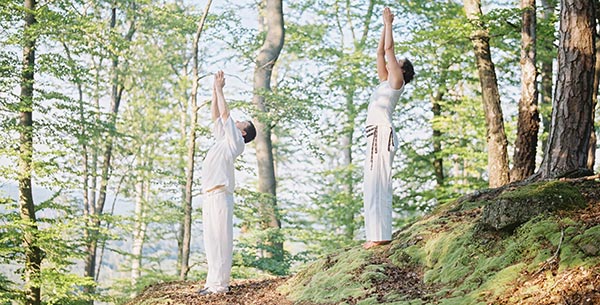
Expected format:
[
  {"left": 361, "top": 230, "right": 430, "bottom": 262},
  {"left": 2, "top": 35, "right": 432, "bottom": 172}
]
[
  {"left": 214, "top": 70, "right": 230, "bottom": 120},
  {"left": 211, "top": 85, "right": 219, "bottom": 122}
]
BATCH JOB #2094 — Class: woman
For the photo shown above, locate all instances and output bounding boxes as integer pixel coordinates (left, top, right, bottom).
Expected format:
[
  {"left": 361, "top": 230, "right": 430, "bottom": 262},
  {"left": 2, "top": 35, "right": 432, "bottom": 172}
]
[{"left": 363, "top": 7, "right": 414, "bottom": 249}]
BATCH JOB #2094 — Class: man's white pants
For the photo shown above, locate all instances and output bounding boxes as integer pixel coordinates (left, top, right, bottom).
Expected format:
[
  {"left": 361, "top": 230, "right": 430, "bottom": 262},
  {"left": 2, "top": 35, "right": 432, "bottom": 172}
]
[
  {"left": 202, "top": 190, "right": 233, "bottom": 292},
  {"left": 364, "top": 125, "right": 396, "bottom": 241}
]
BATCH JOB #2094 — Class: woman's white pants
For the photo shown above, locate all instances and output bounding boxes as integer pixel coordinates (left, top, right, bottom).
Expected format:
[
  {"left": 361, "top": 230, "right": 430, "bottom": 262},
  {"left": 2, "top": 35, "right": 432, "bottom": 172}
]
[{"left": 364, "top": 125, "right": 396, "bottom": 241}]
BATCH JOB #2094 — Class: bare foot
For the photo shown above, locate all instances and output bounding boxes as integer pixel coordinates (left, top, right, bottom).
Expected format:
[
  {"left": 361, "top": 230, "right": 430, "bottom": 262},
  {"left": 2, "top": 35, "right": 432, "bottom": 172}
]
[{"left": 363, "top": 240, "right": 391, "bottom": 249}]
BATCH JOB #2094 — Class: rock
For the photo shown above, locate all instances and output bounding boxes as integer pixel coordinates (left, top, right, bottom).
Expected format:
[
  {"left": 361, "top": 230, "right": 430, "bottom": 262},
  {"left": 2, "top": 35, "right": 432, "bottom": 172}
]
[
  {"left": 580, "top": 243, "right": 599, "bottom": 256},
  {"left": 479, "top": 181, "right": 585, "bottom": 231}
]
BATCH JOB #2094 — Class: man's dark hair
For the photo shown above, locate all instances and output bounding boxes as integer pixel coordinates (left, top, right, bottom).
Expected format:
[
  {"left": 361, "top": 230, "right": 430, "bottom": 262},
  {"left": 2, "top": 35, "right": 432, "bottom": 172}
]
[
  {"left": 243, "top": 120, "right": 256, "bottom": 143},
  {"left": 402, "top": 58, "right": 415, "bottom": 84}
]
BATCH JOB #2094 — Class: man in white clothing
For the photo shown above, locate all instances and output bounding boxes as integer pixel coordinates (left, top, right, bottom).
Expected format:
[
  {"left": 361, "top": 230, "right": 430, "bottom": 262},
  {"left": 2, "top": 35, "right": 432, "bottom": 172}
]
[{"left": 198, "top": 70, "right": 256, "bottom": 295}]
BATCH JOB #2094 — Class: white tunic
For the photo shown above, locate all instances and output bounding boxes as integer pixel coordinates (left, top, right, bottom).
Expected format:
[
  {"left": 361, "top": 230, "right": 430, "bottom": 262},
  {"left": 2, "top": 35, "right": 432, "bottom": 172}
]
[
  {"left": 366, "top": 81, "right": 404, "bottom": 126},
  {"left": 201, "top": 116, "right": 245, "bottom": 194},
  {"left": 363, "top": 81, "right": 404, "bottom": 242}
]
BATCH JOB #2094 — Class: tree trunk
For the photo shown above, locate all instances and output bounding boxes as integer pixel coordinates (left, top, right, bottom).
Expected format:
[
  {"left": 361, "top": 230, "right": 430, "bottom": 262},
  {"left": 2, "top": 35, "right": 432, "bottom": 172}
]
[
  {"left": 588, "top": 0, "right": 600, "bottom": 170},
  {"left": 179, "top": 0, "right": 211, "bottom": 280},
  {"left": 130, "top": 161, "right": 148, "bottom": 293},
  {"left": 19, "top": 1, "right": 43, "bottom": 304},
  {"left": 431, "top": 90, "right": 445, "bottom": 186},
  {"left": 464, "top": 0, "right": 511, "bottom": 187},
  {"left": 539, "top": 0, "right": 557, "bottom": 154},
  {"left": 84, "top": 5, "right": 135, "bottom": 301},
  {"left": 341, "top": 93, "right": 356, "bottom": 240},
  {"left": 511, "top": 0, "right": 540, "bottom": 182},
  {"left": 252, "top": 0, "right": 284, "bottom": 258},
  {"left": 538, "top": 0, "right": 596, "bottom": 178}
]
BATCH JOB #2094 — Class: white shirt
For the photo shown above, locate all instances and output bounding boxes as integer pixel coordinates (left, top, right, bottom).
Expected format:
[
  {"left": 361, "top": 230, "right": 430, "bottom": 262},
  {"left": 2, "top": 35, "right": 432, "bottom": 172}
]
[
  {"left": 201, "top": 116, "right": 245, "bottom": 193},
  {"left": 365, "top": 81, "right": 404, "bottom": 126}
]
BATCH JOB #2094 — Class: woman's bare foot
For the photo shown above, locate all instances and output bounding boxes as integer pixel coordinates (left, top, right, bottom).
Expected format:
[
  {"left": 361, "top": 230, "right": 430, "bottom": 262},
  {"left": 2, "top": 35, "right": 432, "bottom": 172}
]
[{"left": 363, "top": 240, "right": 391, "bottom": 249}]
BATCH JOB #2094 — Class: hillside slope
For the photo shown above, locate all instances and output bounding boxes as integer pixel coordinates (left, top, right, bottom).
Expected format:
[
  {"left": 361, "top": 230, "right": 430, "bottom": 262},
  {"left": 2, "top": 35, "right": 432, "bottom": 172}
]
[{"left": 126, "top": 179, "right": 600, "bottom": 305}]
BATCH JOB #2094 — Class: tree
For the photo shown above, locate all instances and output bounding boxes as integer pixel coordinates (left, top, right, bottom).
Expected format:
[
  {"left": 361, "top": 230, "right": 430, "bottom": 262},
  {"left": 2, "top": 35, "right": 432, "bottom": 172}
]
[
  {"left": 82, "top": 2, "right": 136, "bottom": 300},
  {"left": 538, "top": 0, "right": 596, "bottom": 178},
  {"left": 510, "top": 0, "right": 539, "bottom": 182},
  {"left": 300, "top": 0, "right": 378, "bottom": 251},
  {"left": 538, "top": 0, "right": 558, "bottom": 153},
  {"left": 18, "top": 0, "right": 43, "bottom": 304},
  {"left": 588, "top": 0, "right": 600, "bottom": 170},
  {"left": 463, "top": 0, "right": 510, "bottom": 187},
  {"left": 252, "top": 0, "right": 285, "bottom": 260},
  {"left": 179, "top": 0, "right": 212, "bottom": 281}
]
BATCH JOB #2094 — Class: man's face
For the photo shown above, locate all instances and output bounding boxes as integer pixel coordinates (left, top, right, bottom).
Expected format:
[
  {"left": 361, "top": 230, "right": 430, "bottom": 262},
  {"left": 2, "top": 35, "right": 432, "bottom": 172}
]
[{"left": 235, "top": 121, "right": 249, "bottom": 136}]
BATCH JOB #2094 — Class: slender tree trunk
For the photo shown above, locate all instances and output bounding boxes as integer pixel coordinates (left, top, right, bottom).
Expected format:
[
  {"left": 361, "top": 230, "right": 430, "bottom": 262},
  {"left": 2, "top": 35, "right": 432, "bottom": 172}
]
[
  {"left": 19, "top": 1, "right": 43, "bottom": 304},
  {"left": 539, "top": 0, "right": 557, "bottom": 154},
  {"left": 130, "top": 160, "right": 147, "bottom": 292},
  {"left": 511, "top": 0, "right": 540, "bottom": 182},
  {"left": 252, "top": 0, "right": 284, "bottom": 258},
  {"left": 539, "top": 0, "right": 596, "bottom": 178},
  {"left": 341, "top": 93, "right": 356, "bottom": 240},
  {"left": 588, "top": 0, "right": 600, "bottom": 170},
  {"left": 431, "top": 90, "right": 445, "bottom": 186},
  {"left": 84, "top": 5, "right": 135, "bottom": 301},
  {"left": 463, "top": 0, "right": 511, "bottom": 187},
  {"left": 179, "top": 0, "right": 211, "bottom": 280}
]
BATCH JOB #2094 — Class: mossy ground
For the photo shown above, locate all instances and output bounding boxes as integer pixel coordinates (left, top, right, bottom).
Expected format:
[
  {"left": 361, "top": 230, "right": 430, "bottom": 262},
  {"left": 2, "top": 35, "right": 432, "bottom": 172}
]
[
  {"left": 123, "top": 180, "right": 600, "bottom": 305},
  {"left": 279, "top": 180, "right": 600, "bottom": 305}
]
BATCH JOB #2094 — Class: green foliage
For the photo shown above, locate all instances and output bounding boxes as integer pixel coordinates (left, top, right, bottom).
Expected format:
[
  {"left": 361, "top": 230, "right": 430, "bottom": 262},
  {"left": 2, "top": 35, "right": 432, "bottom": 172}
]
[{"left": 234, "top": 188, "right": 301, "bottom": 276}]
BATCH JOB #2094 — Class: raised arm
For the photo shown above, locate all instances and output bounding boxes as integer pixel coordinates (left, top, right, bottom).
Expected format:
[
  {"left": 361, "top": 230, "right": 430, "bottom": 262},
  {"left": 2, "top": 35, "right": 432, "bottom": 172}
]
[
  {"left": 211, "top": 85, "right": 219, "bottom": 121},
  {"left": 383, "top": 7, "right": 404, "bottom": 90},
  {"left": 376, "top": 23, "right": 388, "bottom": 82},
  {"left": 214, "top": 70, "right": 230, "bottom": 120}
]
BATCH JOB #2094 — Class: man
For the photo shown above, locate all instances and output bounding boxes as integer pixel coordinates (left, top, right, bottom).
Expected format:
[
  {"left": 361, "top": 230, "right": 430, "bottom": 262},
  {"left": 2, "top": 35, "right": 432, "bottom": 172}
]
[{"left": 198, "top": 70, "right": 256, "bottom": 295}]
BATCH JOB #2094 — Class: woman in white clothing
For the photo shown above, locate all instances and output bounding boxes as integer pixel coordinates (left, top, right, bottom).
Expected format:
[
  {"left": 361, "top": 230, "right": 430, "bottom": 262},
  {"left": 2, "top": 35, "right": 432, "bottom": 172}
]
[{"left": 363, "top": 7, "right": 414, "bottom": 249}]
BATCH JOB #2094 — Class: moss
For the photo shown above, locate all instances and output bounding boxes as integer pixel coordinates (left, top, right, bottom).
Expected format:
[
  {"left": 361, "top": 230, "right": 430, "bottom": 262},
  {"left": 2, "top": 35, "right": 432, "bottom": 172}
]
[
  {"left": 477, "top": 263, "right": 526, "bottom": 296},
  {"left": 498, "top": 181, "right": 585, "bottom": 210},
  {"left": 279, "top": 247, "right": 373, "bottom": 304}
]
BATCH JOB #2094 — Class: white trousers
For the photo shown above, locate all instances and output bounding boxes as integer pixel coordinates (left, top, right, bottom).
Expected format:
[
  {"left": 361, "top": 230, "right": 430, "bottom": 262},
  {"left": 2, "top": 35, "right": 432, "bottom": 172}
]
[
  {"left": 202, "top": 190, "right": 233, "bottom": 292},
  {"left": 364, "top": 125, "right": 396, "bottom": 241}
]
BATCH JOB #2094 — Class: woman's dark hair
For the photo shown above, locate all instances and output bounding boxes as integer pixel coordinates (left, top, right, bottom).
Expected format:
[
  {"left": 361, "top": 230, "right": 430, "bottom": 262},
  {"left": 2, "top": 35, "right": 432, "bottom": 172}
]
[
  {"left": 402, "top": 58, "right": 415, "bottom": 84},
  {"left": 243, "top": 121, "right": 256, "bottom": 143}
]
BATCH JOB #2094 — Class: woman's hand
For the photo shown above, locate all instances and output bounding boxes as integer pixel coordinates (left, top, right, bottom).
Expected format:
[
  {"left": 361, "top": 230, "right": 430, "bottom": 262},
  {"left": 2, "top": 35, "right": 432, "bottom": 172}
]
[
  {"left": 383, "top": 7, "right": 394, "bottom": 25},
  {"left": 214, "top": 70, "right": 226, "bottom": 89}
]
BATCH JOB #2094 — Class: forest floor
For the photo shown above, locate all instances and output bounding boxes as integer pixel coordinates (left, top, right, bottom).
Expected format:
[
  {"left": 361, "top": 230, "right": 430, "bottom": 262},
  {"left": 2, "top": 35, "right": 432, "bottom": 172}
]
[
  {"left": 126, "top": 179, "right": 600, "bottom": 305},
  {"left": 125, "top": 277, "right": 298, "bottom": 305}
]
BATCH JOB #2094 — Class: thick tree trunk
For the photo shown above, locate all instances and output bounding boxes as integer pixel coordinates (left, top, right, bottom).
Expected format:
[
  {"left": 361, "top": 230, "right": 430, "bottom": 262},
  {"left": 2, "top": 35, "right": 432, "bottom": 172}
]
[
  {"left": 588, "top": 1, "right": 600, "bottom": 170},
  {"left": 19, "top": 1, "right": 43, "bottom": 304},
  {"left": 539, "top": 0, "right": 596, "bottom": 178},
  {"left": 179, "top": 0, "right": 211, "bottom": 280},
  {"left": 463, "top": 0, "right": 510, "bottom": 187},
  {"left": 539, "top": 0, "right": 556, "bottom": 154},
  {"left": 252, "top": 0, "right": 284, "bottom": 258},
  {"left": 511, "top": 0, "right": 540, "bottom": 182}
]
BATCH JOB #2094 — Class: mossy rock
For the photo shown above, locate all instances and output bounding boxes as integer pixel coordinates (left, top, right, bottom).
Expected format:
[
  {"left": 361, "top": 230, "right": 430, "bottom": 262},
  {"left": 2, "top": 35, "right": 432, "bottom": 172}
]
[{"left": 480, "top": 181, "right": 585, "bottom": 231}]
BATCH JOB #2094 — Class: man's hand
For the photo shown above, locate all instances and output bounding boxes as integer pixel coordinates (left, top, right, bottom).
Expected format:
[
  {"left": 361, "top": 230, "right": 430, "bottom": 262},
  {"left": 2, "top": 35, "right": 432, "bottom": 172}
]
[
  {"left": 214, "top": 70, "right": 226, "bottom": 89},
  {"left": 383, "top": 7, "right": 394, "bottom": 25},
  {"left": 213, "top": 70, "right": 230, "bottom": 120}
]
